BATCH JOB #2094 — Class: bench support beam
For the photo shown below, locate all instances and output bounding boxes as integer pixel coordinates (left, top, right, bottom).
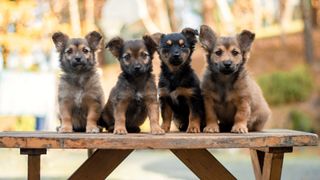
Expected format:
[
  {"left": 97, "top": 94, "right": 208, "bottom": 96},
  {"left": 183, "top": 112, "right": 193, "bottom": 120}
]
[
  {"left": 69, "top": 149, "right": 133, "bottom": 180},
  {"left": 20, "top": 148, "right": 47, "bottom": 180},
  {"left": 171, "top": 149, "right": 236, "bottom": 180},
  {"left": 250, "top": 147, "right": 292, "bottom": 180}
]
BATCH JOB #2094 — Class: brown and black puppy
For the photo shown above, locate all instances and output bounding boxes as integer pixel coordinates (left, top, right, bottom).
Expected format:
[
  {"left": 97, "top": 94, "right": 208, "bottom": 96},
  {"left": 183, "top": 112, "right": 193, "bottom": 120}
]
[
  {"left": 52, "top": 31, "right": 105, "bottom": 133},
  {"left": 199, "top": 25, "right": 271, "bottom": 133},
  {"left": 99, "top": 35, "right": 164, "bottom": 135},
  {"left": 152, "top": 28, "right": 205, "bottom": 133}
]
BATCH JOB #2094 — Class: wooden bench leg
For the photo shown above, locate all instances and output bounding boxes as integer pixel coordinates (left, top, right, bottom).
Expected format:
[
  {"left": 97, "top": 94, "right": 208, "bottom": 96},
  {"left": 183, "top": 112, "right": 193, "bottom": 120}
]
[
  {"left": 171, "top": 149, "right": 236, "bottom": 180},
  {"left": 250, "top": 147, "right": 293, "bottom": 180},
  {"left": 20, "top": 148, "right": 47, "bottom": 180},
  {"left": 69, "top": 149, "right": 133, "bottom": 180}
]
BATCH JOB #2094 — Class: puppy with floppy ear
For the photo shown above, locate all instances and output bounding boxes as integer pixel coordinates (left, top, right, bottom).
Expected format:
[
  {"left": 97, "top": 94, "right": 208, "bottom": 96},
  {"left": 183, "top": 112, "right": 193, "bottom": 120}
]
[
  {"left": 99, "top": 35, "right": 164, "bottom": 135},
  {"left": 152, "top": 28, "right": 205, "bottom": 133},
  {"left": 52, "top": 31, "right": 105, "bottom": 133},
  {"left": 199, "top": 25, "right": 271, "bottom": 133}
]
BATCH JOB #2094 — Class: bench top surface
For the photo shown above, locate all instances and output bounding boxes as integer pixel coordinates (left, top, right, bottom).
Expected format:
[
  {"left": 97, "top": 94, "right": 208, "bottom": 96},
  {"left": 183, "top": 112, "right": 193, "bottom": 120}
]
[{"left": 0, "top": 129, "right": 317, "bottom": 149}]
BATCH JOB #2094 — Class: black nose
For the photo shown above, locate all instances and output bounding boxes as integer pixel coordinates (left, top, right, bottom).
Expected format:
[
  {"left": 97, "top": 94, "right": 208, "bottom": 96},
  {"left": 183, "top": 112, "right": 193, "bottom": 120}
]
[
  {"left": 75, "top": 57, "right": 81, "bottom": 62},
  {"left": 134, "top": 64, "right": 142, "bottom": 71},
  {"left": 223, "top": 60, "right": 232, "bottom": 68}
]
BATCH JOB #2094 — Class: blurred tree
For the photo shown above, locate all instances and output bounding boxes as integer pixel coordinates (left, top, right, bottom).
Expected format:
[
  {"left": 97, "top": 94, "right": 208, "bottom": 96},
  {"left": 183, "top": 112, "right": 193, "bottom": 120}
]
[
  {"left": 146, "top": 0, "right": 172, "bottom": 33},
  {"left": 166, "top": 0, "right": 178, "bottom": 32},
  {"left": 311, "top": 0, "right": 320, "bottom": 27},
  {"left": 69, "top": 0, "right": 81, "bottom": 36},
  {"left": 202, "top": 0, "right": 216, "bottom": 28},
  {"left": 301, "top": 0, "right": 314, "bottom": 64}
]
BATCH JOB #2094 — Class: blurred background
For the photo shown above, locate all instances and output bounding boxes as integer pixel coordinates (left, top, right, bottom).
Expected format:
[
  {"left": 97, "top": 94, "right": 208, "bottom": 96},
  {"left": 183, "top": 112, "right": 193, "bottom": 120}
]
[{"left": 0, "top": 0, "right": 319, "bottom": 179}]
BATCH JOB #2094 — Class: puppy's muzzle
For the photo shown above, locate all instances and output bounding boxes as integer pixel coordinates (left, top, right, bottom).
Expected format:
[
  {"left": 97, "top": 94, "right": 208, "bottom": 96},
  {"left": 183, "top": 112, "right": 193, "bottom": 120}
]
[
  {"left": 220, "top": 60, "right": 235, "bottom": 74},
  {"left": 169, "top": 52, "right": 183, "bottom": 66}
]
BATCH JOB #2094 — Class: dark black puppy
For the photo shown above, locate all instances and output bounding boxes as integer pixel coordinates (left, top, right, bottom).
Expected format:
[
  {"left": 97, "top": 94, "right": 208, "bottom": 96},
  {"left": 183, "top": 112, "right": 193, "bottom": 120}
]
[
  {"left": 152, "top": 28, "right": 205, "bottom": 133},
  {"left": 99, "top": 35, "right": 164, "bottom": 135}
]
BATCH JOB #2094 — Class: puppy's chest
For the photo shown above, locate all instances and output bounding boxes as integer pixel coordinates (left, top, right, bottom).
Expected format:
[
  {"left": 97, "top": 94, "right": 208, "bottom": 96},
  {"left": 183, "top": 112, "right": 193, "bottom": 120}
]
[{"left": 212, "top": 84, "right": 236, "bottom": 104}]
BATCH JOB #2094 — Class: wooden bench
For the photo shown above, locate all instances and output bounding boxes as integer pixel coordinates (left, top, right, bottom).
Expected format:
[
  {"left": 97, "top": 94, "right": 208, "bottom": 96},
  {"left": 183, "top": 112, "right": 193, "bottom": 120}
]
[{"left": 0, "top": 129, "right": 318, "bottom": 180}]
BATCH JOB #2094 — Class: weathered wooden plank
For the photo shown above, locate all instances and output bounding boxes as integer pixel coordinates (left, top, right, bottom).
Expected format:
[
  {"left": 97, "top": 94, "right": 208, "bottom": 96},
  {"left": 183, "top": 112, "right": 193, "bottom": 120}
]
[
  {"left": 69, "top": 149, "right": 133, "bottom": 180},
  {"left": 0, "top": 130, "right": 317, "bottom": 149},
  {"left": 171, "top": 149, "right": 236, "bottom": 180},
  {"left": 20, "top": 149, "right": 46, "bottom": 180},
  {"left": 251, "top": 149, "right": 265, "bottom": 180}
]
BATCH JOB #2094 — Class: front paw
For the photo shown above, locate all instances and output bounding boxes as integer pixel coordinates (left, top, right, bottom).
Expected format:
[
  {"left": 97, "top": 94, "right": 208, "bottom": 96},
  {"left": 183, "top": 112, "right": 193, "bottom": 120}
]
[
  {"left": 231, "top": 123, "right": 248, "bottom": 133},
  {"left": 151, "top": 126, "right": 165, "bottom": 135},
  {"left": 114, "top": 127, "right": 128, "bottom": 135},
  {"left": 204, "top": 124, "right": 220, "bottom": 133},
  {"left": 161, "top": 123, "right": 171, "bottom": 132},
  {"left": 186, "top": 125, "right": 200, "bottom": 133},
  {"left": 58, "top": 126, "right": 73, "bottom": 133},
  {"left": 86, "top": 126, "right": 100, "bottom": 133}
]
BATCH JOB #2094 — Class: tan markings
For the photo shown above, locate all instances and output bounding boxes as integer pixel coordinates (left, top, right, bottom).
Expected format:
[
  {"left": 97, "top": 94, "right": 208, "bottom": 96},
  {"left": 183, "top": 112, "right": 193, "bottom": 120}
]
[
  {"left": 146, "top": 100, "right": 165, "bottom": 134},
  {"left": 113, "top": 100, "right": 130, "bottom": 134},
  {"left": 84, "top": 98, "right": 102, "bottom": 133},
  {"left": 166, "top": 40, "right": 172, "bottom": 45},
  {"left": 179, "top": 39, "right": 184, "bottom": 45},
  {"left": 160, "top": 102, "right": 173, "bottom": 132},
  {"left": 170, "top": 87, "right": 194, "bottom": 103},
  {"left": 158, "top": 87, "right": 170, "bottom": 97},
  {"left": 203, "top": 96, "right": 220, "bottom": 133},
  {"left": 231, "top": 98, "right": 251, "bottom": 133},
  {"left": 58, "top": 100, "right": 73, "bottom": 133},
  {"left": 186, "top": 99, "right": 201, "bottom": 133}
]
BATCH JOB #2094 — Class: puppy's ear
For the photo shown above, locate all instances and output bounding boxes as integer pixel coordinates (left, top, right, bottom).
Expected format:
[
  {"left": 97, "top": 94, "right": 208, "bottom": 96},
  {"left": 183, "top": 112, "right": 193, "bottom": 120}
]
[
  {"left": 85, "top": 31, "right": 103, "bottom": 51},
  {"left": 143, "top": 34, "right": 157, "bottom": 54},
  {"left": 199, "top": 25, "right": 217, "bottom": 52},
  {"left": 151, "top": 33, "right": 164, "bottom": 46},
  {"left": 52, "top": 32, "right": 69, "bottom": 52},
  {"left": 237, "top": 30, "right": 255, "bottom": 52},
  {"left": 105, "top": 37, "right": 124, "bottom": 58},
  {"left": 181, "top": 27, "right": 198, "bottom": 48}
]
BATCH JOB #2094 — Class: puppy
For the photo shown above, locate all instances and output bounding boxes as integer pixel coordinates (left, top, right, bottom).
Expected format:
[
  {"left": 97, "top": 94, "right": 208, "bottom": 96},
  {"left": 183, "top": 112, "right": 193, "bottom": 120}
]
[
  {"left": 99, "top": 35, "right": 164, "bottom": 135},
  {"left": 152, "top": 28, "right": 205, "bottom": 133},
  {"left": 199, "top": 25, "right": 271, "bottom": 133},
  {"left": 52, "top": 31, "right": 105, "bottom": 133}
]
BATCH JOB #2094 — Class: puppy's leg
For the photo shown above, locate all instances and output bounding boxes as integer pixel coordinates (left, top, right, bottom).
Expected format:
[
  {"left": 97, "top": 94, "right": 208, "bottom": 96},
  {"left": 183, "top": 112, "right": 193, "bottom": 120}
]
[
  {"left": 86, "top": 99, "right": 102, "bottom": 133},
  {"left": 113, "top": 100, "right": 130, "bottom": 135},
  {"left": 160, "top": 97, "right": 173, "bottom": 132},
  {"left": 186, "top": 97, "right": 201, "bottom": 133},
  {"left": 231, "top": 99, "right": 251, "bottom": 133},
  {"left": 58, "top": 100, "right": 73, "bottom": 133},
  {"left": 146, "top": 97, "right": 165, "bottom": 135},
  {"left": 203, "top": 97, "right": 220, "bottom": 133}
]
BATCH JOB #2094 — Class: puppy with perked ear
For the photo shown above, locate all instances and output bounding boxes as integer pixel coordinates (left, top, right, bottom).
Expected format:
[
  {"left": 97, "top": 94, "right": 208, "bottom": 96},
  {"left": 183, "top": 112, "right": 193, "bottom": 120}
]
[
  {"left": 99, "top": 35, "right": 164, "bottom": 135},
  {"left": 199, "top": 25, "right": 271, "bottom": 133},
  {"left": 152, "top": 28, "right": 205, "bottom": 133},
  {"left": 52, "top": 31, "right": 105, "bottom": 133}
]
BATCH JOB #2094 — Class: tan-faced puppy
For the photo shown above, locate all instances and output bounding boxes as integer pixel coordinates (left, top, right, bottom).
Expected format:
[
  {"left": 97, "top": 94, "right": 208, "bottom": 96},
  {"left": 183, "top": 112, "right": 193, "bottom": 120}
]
[
  {"left": 52, "top": 31, "right": 104, "bottom": 133},
  {"left": 99, "top": 35, "right": 164, "bottom": 135},
  {"left": 152, "top": 28, "right": 205, "bottom": 133},
  {"left": 199, "top": 25, "right": 271, "bottom": 133}
]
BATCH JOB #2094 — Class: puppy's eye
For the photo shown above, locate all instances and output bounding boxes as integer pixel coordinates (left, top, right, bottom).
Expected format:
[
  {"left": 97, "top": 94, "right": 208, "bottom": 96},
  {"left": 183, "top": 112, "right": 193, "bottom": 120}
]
[
  {"left": 66, "top": 49, "right": 72, "bottom": 54},
  {"left": 141, "top": 52, "right": 149, "bottom": 59},
  {"left": 231, "top": 50, "right": 239, "bottom": 56},
  {"left": 83, "top": 48, "right": 89, "bottom": 53},
  {"left": 215, "top": 49, "right": 223, "bottom": 56},
  {"left": 122, "top": 54, "right": 130, "bottom": 60}
]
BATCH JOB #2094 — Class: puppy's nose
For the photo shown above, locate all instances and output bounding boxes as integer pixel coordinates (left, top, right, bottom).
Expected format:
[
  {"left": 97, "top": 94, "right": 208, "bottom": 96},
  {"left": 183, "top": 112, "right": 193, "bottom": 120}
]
[
  {"left": 223, "top": 60, "right": 232, "bottom": 68},
  {"left": 75, "top": 57, "right": 81, "bottom": 62},
  {"left": 173, "top": 51, "right": 180, "bottom": 58},
  {"left": 134, "top": 64, "right": 142, "bottom": 71}
]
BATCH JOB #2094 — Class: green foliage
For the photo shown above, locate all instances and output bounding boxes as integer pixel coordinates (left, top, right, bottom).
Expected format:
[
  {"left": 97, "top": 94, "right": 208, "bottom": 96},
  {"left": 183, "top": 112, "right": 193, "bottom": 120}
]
[
  {"left": 289, "top": 109, "right": 313, "bottom": 132},
  {"left": 258, "top": 66, "right": 313, "bottom": 105}
]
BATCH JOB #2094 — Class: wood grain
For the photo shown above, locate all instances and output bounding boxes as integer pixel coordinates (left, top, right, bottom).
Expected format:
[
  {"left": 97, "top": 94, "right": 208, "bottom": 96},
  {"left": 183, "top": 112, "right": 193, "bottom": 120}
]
[
  {"left": 69, "top": 149, "right": 133, "bottom": 180},
  {"left": 0, "top": 129, "right": 317, "bottom": 149},
  {"left": 171, "top": 149, "right": 236, "bottom": 180}
]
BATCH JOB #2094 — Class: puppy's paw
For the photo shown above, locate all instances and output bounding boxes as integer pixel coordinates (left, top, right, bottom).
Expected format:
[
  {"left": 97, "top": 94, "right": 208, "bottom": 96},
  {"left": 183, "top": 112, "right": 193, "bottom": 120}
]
[
  {"left": 151, "top": 126, "right": 165, "bottom": 135},
  {"left": 186, "top": 125, "right": 201, "bottom": 133},
  {"left": 231, "top": 124, "right": 248, "bottom": 133},
  {"left": 114, "top": 127, "right": 128, "bottom": 135},
  {"left": 86, "top": 126, "right": 100, "bottom": 133},
  {"left": 203, "top": 124, "right": 220, "bottom": 133},
  {"left": 161, "top": 124, "right": 171, "bottom": 133},
  {"left": 58, "top": 126, "right": 73, "bottom": 133}
]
